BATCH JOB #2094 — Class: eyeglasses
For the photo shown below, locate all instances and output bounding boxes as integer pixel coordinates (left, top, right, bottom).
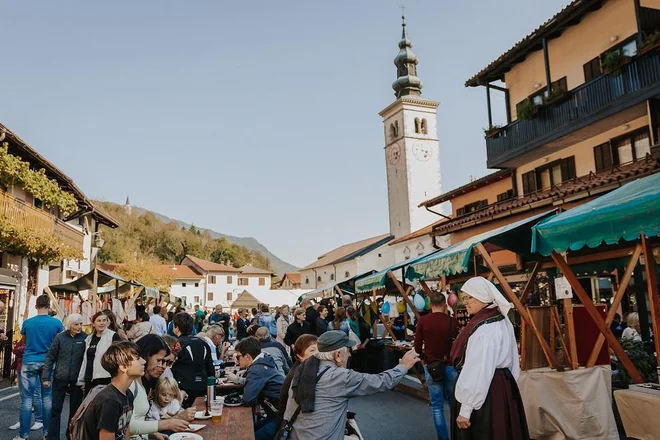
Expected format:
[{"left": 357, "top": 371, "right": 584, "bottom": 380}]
[{"left": 235, "top": 354, "right": 244, "bottom": 360}]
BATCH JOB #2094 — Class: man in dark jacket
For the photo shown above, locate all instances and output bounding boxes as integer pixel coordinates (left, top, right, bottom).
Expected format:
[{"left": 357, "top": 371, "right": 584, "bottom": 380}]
[
  {"left": 255, "top": 326, "right": 292, "bottom": 375},
  {"left": 302, "top": 300, "right": 318, "bottom": 335},
  {"left": 209, "top": 305, "right": 231, "bottom": 342},
  {"left": 172, "top": 312, "right": 214, "bottom": 408},
  {"left": 236, "top": 336, "right": 284, "bottom": 440},
  {"left": 42, "top": 314, "right": 86, "bottom": 440}
]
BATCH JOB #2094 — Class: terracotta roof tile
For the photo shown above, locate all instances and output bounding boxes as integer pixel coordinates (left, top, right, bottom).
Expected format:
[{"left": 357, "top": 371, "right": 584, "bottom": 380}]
[
  {"left": 237, "top": 265, "right": 273, "bottom": 275},
  {"left": 433, "top": 153, "right": 660, "bottom": 235},
  {"left": 420, "top": 169, "right": 512, "bottom": 208},
  {"left": 302, "top": 234, "right": 393, "bottom": 270},
  {"left": 183, "top": 255, "right": 242, "bottom": 273},
  {"left": 281, "top": 272, "right": 301, "bottom": 284},
  {"left": 158, "top": 265, "right": 203, "bottom": 279}
]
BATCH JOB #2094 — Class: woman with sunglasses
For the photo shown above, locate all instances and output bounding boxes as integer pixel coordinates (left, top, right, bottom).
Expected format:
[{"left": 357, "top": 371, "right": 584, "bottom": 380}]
[{"left": 129, "top": 334, "right": 193, "bottom": 440}]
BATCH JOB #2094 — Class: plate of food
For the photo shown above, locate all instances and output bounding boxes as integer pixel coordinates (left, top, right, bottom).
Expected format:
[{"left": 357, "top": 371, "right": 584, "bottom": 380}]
[
  {"left": 223, "top": 393, "right": 243, "bottom": 407},
  {"left": 194, "top": 411, "right": 212, "bottom": 420},
  {"left": 169, "top": 433, "right": 203, "bottom": 440}
]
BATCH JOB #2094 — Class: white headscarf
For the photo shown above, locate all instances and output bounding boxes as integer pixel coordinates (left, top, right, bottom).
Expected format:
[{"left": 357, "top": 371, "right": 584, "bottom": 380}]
[{"left": 461, "top": 277, "right": 512, "bottom": 319}]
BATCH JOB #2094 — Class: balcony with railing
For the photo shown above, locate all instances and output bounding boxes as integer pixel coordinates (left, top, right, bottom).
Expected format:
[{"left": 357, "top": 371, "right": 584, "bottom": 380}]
[
  {"left": 486, "top": 50, "right": 660, "bottom": 168},
  {"left": 0, "top": 188, "right": 84, "bottom": 252}
]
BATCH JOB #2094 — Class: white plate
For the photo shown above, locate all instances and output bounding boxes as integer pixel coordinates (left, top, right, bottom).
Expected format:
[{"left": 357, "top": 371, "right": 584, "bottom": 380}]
[
  {"left": 187, "top": 424, "right": 205, "bottom": 432},
  {"left": 224, "top": 401, "right": 242, "bottom": 407},
  {"left": 194, "top": 411, "right": 211, "bottom": 420},
  {"left": 169, "top": 433, "right": 203, "bottom": 440}
]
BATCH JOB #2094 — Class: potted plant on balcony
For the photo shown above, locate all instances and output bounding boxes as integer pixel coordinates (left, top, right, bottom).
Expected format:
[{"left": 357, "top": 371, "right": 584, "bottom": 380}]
[
  {"left": 543, "top": 87, "right": 570, "bottom": 106},
  {"left": 639, "top": 29, "right": 660, "bottom": 55},
  {"left": 517, "top": 99, "right": 538, "bottom": 120},
  {"left": 483, "top": 124, "right": 504, "bottom": 139},
  {"left": 601, "top": 49, "right": 626, "bottom": 75}
]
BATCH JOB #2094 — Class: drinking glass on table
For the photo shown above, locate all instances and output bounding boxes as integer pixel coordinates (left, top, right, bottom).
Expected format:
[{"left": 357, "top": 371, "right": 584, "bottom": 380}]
[{"left": 211, "top": 397, "right": 224, "bottom": 423}]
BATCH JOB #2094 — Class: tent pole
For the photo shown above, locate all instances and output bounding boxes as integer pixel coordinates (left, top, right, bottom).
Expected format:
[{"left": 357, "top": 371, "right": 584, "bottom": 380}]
[
  {"left": 641, "top": 234, "right": 660, "bottom": 378},
  {"left": 441, "top": 275, "right": 447, "bottom": 291},
  {"left": 44, "top": 286, "right": 65, "bottom": 319},
  {"left": 475, "top": 243, "right": 563, "bottom": 371},
  {"left": 519, "top": 262, "right": 541, "bottom": 305},
  {"left": 419, "top": 280, "right": 433, "bottom": 298},
  {"left": 551, "top": 251, "right": 643, "bottom": 383},
  {"left": 587, "top": 243, "right": 642, "bottom": 367}
]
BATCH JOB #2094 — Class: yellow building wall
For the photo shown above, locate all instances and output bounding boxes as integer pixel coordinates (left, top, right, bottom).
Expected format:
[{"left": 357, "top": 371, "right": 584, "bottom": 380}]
[
  {"left": 450, "top": 178, "right": 513, "bottom": 216},
  {"left": 506, "top": 0, "right": 641, "bottom": 119},
  {"left": 514, "top": 115, "right": 649, "bottom": 194}
]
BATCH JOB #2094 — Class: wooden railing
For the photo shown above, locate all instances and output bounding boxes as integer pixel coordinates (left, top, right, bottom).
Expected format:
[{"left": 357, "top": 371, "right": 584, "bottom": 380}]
[
  {"left": 0, "top": 188, "right": 84, "bottom": 251},
  {"left": 487, "top": 51, "right": 660, "bottom": 167}
]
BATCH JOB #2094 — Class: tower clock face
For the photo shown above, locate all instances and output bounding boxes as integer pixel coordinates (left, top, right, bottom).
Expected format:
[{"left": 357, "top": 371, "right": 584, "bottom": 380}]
[
  {"left": 388, "top": 143, "right": 401, "bottom": 165},
  {"left": 412, "top": 142, "right": 432, "bottom": 162}
]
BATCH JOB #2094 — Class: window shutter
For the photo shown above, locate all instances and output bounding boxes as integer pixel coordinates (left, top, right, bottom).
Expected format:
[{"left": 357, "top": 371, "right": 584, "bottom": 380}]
[
  {"left": 560, "top": 156, "right": 576, "bottom": 182},
  {"left": 456, "top": 207, "right": 465, "bottom": 216},
  {"left": 522, "top": 171, "right": 536, "bottom": 195}
]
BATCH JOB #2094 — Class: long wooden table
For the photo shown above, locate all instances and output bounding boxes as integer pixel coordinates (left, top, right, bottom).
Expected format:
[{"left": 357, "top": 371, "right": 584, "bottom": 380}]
[{"left": 192, "top": 396, "right": 254, "bottom": 440}]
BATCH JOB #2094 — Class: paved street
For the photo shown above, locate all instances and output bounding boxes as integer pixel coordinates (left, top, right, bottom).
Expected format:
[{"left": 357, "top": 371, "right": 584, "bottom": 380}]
[{"left": 0, "top": 384, "right": 441, "bottom": 440}]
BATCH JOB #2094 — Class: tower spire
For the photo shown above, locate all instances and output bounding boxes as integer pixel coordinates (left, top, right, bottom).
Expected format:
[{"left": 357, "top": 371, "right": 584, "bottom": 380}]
[{"left": 392, "top": 11, "right": 422, "bottom": 98}]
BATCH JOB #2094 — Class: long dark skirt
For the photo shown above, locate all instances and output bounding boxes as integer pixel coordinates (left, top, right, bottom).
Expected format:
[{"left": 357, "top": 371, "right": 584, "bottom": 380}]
[{"left": 451, "top": 368, "right": 530, "bottom": 440}]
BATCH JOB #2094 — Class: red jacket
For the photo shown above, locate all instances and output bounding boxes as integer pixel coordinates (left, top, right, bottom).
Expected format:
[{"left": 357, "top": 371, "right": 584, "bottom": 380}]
[{"left": 414, "top": 312, "right": 458, "bottom": 363}]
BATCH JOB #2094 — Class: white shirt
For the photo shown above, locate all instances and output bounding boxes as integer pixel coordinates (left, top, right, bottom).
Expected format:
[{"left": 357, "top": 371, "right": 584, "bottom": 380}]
[
  {"left": 201, "top": 336, "right": 220, "bottom": 365},
  {"left": 621, "top": 327, "right": 642, "bottom": 342},
  {"left": 149, "top": 314, "right": 168, "bottom": 336},
  {"left": 454, "top": 317, "right": 520, "bottom": 419}
]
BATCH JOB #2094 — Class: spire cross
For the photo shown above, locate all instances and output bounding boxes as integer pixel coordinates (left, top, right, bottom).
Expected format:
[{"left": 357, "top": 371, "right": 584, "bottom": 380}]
[{"left": 401, "top": 5, "right": 406, "bottom": 23}]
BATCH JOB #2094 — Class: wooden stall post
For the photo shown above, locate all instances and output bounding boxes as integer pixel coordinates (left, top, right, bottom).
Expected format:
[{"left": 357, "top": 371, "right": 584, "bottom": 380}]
[
  {"left": 563, "top": 298, "right": 579, "bottom": 370},
  {"left": 419, "top": 280, "right": 434, "bottom": 298},
  {"left": 551, "top": 307, "right": 572, "bottom": 367},
  {"left": 587, "top": 243, "right": 642, "bottom": 367},
  {"left": 519, "top": 263, "right": 541, "bottom": 305},
  {"left": 475, "top": 243, "right": 563, "bottom": 371},
  {"left": 641, "top": 235, "right": 660, "bottom": 378},
  {"left": 551, "top": 251, "right": 643, "bottom": 383},
  {"left": 91, "top": 268, "right": 99, "bottom": 313}
]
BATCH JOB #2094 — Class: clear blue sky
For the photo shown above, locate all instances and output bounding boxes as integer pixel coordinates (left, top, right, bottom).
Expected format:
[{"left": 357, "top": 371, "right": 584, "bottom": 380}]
[{"left": 1, "top": 0, "right": 569, "bottom": 268}]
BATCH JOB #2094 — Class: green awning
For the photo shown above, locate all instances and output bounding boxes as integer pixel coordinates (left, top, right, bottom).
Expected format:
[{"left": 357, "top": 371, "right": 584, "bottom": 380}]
[
  {"left": 532, "top": 173, "right": 660, "bottom": 256},
  {"left": 406, "top": 211, "right": 554, "bottom": 281},
  {"left": 354, "top": 250, "right": 441, "bottom": 293}
]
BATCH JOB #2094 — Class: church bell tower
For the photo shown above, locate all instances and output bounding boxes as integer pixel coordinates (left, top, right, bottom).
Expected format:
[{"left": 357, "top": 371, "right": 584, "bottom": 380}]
[{"left": 380, "top": 14, "right": 442, "bottom": 239}]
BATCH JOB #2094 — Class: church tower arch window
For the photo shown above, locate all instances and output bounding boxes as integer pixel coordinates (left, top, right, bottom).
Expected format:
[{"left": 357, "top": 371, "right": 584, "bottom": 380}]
[
  {"left": 414, "top": 118, "right": 421, "bottom": 133},
  {"left": 421, "top": 119, "right": 428, "bottom": 134}
]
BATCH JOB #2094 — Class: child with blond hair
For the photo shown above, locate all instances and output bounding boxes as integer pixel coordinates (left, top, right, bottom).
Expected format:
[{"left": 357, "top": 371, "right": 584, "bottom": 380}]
[{"left": 147, "top": 377, "right": 184, "bottom": 421}]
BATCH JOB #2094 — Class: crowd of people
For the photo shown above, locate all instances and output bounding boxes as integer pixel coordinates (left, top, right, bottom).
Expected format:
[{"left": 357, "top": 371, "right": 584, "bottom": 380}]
[{"left": 8, "top": 276, "right": 533, "bottom": 440}]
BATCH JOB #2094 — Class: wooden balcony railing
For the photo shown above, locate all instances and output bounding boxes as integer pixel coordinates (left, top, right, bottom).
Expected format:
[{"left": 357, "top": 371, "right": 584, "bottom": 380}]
[
  {"left": 0, "top": 188, "right": 84, "bottom": 252},
  {"left": 486, "top": 51, "right": 660, "bottom": 167}
]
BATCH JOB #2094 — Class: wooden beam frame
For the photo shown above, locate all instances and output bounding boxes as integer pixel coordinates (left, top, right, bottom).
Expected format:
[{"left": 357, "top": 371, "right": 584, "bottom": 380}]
[
  {"left": 475, "top": 243, "right": 563, "bottom": 371},
  {"left": 563, "top": 297, "right": 578, "bottom": 370},
  {"left": 519, "top": 262, "right": 541, "bottom": 305},
  {"left": 587, "top": 243, "right": 642, "bottom": 367},
  {"left": 43, "top": 286, "right": 65, "bottom": 319},
  {"left": 388, "top": 272, "right": 421, "bottom": 320},
  {"left": 551, "top": 251, "right": 643, "bottom": 383},
  {"left": 551, "top": 307, "right": 572, "bottom": 367},
  {"left": 641, "top": 235, "right": 660, "bottom": 378}
]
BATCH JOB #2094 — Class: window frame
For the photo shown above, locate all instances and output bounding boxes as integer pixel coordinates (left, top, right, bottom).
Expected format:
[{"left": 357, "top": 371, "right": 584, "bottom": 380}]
[
  {"left": 227, "top": 275, "right": 233, "bottom": 284},
  {"left": 207, "top": 292, "right": 214, "bottom": 301},
  {"left": 208, "top": 275, "right": 216, "bottom": 284},
  {"left": 238, "top": 277, "right": 249, "bottom": 286},
  {"left": 611, "top": 127, "right": 651, "bottom": 165},
  {"left": 593, "top": 142, "right": 614, "bottom": 172}
]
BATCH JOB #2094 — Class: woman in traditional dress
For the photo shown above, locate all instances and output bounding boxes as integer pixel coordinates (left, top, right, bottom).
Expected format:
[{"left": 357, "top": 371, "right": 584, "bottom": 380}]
[{"left": 450, "top": 276, "right": 529, "bottom": 440}]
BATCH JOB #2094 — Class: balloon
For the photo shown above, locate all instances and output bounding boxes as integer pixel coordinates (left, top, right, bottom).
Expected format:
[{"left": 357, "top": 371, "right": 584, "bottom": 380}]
[
  {"left": 424, "top": 296, "right": 431, "bottom": 310},
  {"left": 406, "top": 304, "right": 413, "bottom": 314},
  {"left": 447, "top": 292, "right": 459, "bottom": 308},
  {"left": 381, "top": 301, "right": 391, "bottom": 314},
  {"left": 413, "top": 294, "right": 425, "bottom": 311},
  {"left": 396, "top": 301, "right": 406, "bottom": 313}
]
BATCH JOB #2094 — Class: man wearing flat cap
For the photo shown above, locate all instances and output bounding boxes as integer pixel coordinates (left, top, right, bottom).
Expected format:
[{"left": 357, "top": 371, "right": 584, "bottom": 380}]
[{"left": 282, "top": 330, "right": 420, "bottom": 440}]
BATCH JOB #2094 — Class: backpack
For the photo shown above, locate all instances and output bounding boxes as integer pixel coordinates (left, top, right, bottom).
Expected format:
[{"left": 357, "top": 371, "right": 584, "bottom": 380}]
[{"left": 68, "top": 381, "right": 138, "bottom": 440}]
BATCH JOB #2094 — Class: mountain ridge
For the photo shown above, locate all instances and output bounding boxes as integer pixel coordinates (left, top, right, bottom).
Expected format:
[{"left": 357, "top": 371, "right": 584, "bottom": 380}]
[{"left": 130, "top": 205, "right": 299, "bottom": 276}]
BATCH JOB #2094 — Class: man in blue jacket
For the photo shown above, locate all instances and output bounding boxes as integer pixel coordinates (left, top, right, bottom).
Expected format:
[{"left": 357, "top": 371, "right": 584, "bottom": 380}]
[{"left": 235, "top": 336, "right": 284, "bottom": 440}]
